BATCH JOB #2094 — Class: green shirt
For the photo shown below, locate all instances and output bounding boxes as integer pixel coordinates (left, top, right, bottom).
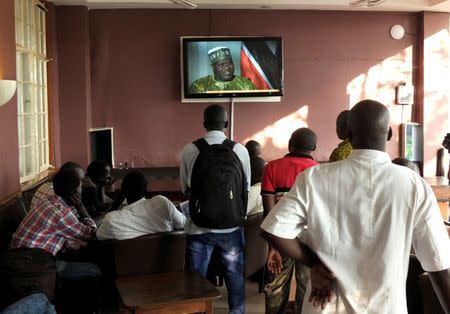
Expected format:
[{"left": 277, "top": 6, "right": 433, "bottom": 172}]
[
  {"left": 329, "top": 139, "right": 353, "bottom": 162},
  {"left": 189, "top": 75, "right": 256, "bottom": 94}
]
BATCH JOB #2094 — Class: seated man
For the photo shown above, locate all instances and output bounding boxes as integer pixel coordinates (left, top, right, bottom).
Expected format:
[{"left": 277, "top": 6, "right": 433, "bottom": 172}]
[
  {"left": 247, "top": 156, "right": 266, "bottom": 216},
  {"left": 82, "top": 160, "right": 113, "bottom": 218},
  {"left": 11, "top": 170, "right": 99, "bottom": 279},
  {"left": 31, "top": 162, "right": 84, "bottom": 215},
  {"left": 96, "top": 171, "right": 186, "bottom": 240}
]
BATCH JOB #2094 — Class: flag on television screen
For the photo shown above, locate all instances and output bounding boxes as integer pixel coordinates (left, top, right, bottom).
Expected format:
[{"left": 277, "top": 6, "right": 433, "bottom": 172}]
[{"left": 240, "top": 41, "right": 281, "bottom": 90}]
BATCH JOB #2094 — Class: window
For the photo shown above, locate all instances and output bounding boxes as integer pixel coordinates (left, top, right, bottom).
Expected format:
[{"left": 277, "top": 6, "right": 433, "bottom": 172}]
[{"left": 15, "top": 0, "right": 50, "bottom": 183}]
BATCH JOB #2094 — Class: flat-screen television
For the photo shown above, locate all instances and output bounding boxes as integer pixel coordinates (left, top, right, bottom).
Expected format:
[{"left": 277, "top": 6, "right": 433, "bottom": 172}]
[{"left": 181, "top": 36, "right": 283, "bottom": 100}]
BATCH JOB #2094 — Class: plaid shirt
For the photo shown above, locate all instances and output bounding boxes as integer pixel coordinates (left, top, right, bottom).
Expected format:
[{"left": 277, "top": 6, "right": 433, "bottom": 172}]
[{"left": 11, "top": 195, "right": 96, "bottom": 256}]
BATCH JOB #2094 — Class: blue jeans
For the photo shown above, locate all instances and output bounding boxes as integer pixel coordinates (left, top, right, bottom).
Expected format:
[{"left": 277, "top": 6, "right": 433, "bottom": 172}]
[
  {"left": 186, "top": 228, "right": 245, "bottom": 314},
  {"left": 1, "top": 293, "right": 56, "bottom": 314}
]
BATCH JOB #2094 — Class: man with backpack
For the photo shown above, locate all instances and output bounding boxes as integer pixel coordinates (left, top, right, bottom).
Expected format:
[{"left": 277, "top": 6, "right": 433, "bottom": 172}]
[{"left": 180, "top": 104, "right": 251, "bottom": 314}]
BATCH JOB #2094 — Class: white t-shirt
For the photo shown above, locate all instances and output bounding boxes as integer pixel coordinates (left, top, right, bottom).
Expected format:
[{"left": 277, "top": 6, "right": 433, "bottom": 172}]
[
  {"left": 247, "top": 183, "right": 263, "bottom": 216},
  {"left": 261, "top": 149, "right": 450, "bottom": 314},
  {"left": 96, "top": 195, "right": 186, "bottom": 240}
]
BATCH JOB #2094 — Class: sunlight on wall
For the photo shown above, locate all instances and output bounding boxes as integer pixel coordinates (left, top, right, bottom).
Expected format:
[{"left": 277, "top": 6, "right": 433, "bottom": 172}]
[
  {"left": 346, "top": 45, "right": 413, "bottom": 121},
  {"left": 243, "top": 105, "right": 309, "bottom": 151},
  {"left": 346, "top": 45, "right": 414, "bottom": 157},
  {"left": 423, "top": 28, "right": 450, "bottom": 177}
]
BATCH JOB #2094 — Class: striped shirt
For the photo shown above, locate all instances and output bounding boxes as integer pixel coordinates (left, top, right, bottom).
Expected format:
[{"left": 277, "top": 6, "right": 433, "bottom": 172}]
[{"left": 11, "top": 195, "right": 96, "bottom": 256}]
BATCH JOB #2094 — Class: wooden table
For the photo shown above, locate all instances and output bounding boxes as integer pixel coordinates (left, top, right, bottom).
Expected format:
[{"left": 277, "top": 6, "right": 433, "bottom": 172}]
[
  {"left": 116, "top": 272, "right": 222, "bottom": 314},
  {"left": 425, "top": 176, "right": 450, "bottom": 220}
]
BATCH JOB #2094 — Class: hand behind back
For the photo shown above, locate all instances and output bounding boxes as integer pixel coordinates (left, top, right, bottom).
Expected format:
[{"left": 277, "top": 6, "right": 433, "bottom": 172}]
[{"left": 309, "top": 263, "right": 336, "bottom": 310}]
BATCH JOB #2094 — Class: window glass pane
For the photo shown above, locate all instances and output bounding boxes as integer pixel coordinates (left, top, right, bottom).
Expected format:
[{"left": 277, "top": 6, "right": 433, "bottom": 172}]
[
  {"left": 29, "top": 56, "right": 36, "bottom": 83},
  {"left": 15, "top": 21, "right": 20, "bottom": 44},
  {"left": 16, "top": 53, "right": 21, "bottom": 81},
  {"left": 41, "top": 34, "right": 46, "bottom": 55},
  {"left": 38, "top": 141, "right": 43, "bottom": 167},
  {"left": 43, "top": 111, "right": 48, "bottom": 139},
  {"left": 24, "top": 146, "right": 33, "bottom": 176},
  {"left": 23, "top": 115, "right": 32, "bottom": 145},
  {"left": 23, "top": 84, "right": 31, "bottom": 113},
  {"left": 42, "top": 60, "right": 47, "bottom": 87},
  {"left": 37, "top": 114, "right": 42, "bottom": 140},
  {"left": 44, "top": 141, "right": 48, "bottom": 165},
  {"left": 20, "top": 53, "right": 29, "bottom": 82},
  {"left": 43, "top": 87, "right": 48, "bottom": 113}
]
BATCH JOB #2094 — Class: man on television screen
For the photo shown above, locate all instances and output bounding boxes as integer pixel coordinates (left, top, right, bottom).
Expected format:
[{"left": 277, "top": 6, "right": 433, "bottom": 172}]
[{"left": 189, "top": 46, "right": 257, "bottom": 93}]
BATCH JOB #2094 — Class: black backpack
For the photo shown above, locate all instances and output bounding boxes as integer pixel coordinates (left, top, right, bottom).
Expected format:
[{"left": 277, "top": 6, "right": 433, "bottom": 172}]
[{"left": 189, "top": 138, "right": 248, "bottom": 229}]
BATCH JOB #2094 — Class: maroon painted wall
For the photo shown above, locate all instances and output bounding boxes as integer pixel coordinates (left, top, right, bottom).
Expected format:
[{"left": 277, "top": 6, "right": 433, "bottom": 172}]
[
  {"left": 89, "top": 9, "right": 417, "bottom": 166},
  {"left": 0, "top": 0, "right": 20, "bottom": 201},
  {"left": 56, "top": 6, "right": 91, "bottom": 168}
]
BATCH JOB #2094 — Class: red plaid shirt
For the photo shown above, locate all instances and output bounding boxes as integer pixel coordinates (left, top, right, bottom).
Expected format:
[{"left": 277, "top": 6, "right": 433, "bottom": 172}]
[{"left": 11, "top": 195, "right": 97, "bottom": 256}]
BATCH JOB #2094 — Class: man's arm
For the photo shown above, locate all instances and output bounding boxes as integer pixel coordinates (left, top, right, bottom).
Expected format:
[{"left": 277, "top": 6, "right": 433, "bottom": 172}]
[
  {"left": 262, "top": 194, "right": 283, "bottom": 273},
  {"left": 262, "top": 194, "right": 276, "bottom": 217},
  {"left": 261, "top": 230, "right": 336, "bottom": 309},
  {"left": 429, "top": 268, "right": 450, "bottom": 313},
  {"left": 261, "top": 230, "right": 319, "bottom": 268}
]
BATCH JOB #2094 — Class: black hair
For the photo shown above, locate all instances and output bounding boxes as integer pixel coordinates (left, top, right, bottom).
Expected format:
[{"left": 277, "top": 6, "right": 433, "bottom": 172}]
[
  {"left": 289, "top": 128, "right": 317, "bottom": 152},
  {"left": 86, "top": 160, "right": 110, "bottom": 182},
  {"left": 336, "top": 110, "right": 350, "bottom": 140},
  {"left": 60, "top": 161, "right": 82, "bottom": 172},
  {"left": 203, "top": 104, "right": 227, "bottom": 130},
  {"left": 121, "top": 171, "right": 148, "bottom": 201},
  {"left": 245, "top": 140, "right": 262, "bottom": 159},
  {"left": 53, "top": 170, "right": 80, "bottom": 199},
  {"left": 250, "top": 157, "right": 266, "bottom": 185}
]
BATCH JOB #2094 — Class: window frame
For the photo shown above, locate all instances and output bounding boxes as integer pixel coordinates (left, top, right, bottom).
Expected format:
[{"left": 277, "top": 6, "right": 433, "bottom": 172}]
[{"left": 15, "top": 0, "right": 52, "bottom": 184}]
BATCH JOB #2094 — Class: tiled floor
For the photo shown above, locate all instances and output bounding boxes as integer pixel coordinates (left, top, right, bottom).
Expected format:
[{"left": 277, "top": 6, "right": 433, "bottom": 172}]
[{"left": 213, "top": 279, "right": 265, "bottom": 314}]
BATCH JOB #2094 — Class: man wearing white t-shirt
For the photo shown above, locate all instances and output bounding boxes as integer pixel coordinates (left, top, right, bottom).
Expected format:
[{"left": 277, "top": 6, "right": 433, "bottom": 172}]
[
  {"left": 261, "top": 99, "right": 450, "bottom": 313},
  {"left": 96, "top": 171, "right": 185, "bottom": 240}
]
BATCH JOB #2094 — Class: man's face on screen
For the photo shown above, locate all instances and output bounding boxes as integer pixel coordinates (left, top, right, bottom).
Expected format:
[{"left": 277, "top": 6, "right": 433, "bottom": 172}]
[{"left": 212, "top": 58, "right": 234, "bottom": 82}]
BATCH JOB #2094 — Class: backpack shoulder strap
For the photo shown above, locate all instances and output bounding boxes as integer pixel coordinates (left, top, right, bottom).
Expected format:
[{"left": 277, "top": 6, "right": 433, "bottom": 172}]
[
  {"left": 222, "top": 138, "right": 236, "bottom": 150},
  {"left": 193, "top": 138, "right": 209, "bottom": 153}
]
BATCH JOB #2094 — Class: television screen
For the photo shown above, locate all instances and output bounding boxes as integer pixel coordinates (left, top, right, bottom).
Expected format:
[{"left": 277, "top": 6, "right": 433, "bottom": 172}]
[{"left": 181, "top": 36, "right": 283, "bottom": 99}]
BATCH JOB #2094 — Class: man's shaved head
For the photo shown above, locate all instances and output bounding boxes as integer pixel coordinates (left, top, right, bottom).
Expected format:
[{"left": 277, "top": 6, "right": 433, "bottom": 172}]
[
  {"left": 203, "top": 104, "right": 228, "bottom": 131},
  {"left": 289, "top": 128, "right": 317, "bottom": 153},
  {"left": 348, "top": 99, "right": 391, "bottom": 151}
]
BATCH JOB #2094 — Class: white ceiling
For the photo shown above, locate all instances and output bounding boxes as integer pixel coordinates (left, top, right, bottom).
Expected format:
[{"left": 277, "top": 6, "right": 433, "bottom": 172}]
[{"left": 50, "top": 0, "right": 450, "bottom": 12}]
